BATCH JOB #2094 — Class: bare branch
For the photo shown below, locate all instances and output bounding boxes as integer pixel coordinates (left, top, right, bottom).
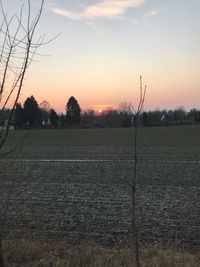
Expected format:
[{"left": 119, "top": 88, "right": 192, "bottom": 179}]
[
  {"left": 130, "top": 75, "right": 147, "bottom": 267},
  {"left": 0, "top": 0, "right": 48, "bottom": 150}
]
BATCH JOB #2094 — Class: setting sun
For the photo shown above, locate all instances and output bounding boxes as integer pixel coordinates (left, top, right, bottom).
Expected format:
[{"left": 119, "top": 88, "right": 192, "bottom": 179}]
[{"left": 93, "top": 104, "right": 114, "bottom": 114}]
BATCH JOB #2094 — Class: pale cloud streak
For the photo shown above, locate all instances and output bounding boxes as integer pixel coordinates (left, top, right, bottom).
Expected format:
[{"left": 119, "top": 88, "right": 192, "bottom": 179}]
[
  {"left": 145, "top": 10, "right": 158, "bottom": 17},
  {"left": 51, "top": 0, "right": 145, "bottom": 21}
]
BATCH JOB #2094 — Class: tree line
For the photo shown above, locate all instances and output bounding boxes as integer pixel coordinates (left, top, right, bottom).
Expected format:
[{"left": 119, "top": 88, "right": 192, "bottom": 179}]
[
  {"left": 0, "top": 96, "right": 200, "bottom": 129},
  {"left": 0, "top": 95, "right": 81, "bottom": 128},
  {"left": 82, "top": 105, "right": 200, "bottom": 128}
]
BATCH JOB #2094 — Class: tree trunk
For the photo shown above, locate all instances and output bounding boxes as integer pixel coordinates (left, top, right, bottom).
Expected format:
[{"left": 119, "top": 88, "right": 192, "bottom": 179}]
[{"left": 0, "top": 240, "right": 5, "bottom": 267}]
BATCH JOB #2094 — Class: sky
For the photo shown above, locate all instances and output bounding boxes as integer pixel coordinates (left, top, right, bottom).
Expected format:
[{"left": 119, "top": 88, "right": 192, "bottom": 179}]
[{"left": 2, "top": 0, "right": 200, "bottom": 113}]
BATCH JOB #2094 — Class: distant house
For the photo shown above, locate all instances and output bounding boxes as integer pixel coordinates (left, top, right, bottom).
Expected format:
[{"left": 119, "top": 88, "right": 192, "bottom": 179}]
[{"left": 0, "top": 120, "right": 14, "bottom": 131}]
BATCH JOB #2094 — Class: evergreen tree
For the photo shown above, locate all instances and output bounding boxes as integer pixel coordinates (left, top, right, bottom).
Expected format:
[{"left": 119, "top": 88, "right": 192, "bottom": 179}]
[
  {"left": 15, "top": 103, "right": 24, "bottom": 128},
  {"left": 60, "top": 113, "right": 65, "bottom": 127},
  {"left": 66, "top": 96, "right": 81, "bottom": 125},
  {"left": 23, "top": 95, "right": 39, "bottom": 127},
  {"left": 50, "top": 109, "right": 58, "bottom": 128}
]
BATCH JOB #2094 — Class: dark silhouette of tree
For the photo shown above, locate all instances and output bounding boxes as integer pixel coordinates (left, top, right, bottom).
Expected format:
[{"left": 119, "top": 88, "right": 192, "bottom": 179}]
[
  {"left": 0, "top": 0, "right": 47, "bottom": 149},
  {"left": 146, "top": 110, "right": 163, "bottom": 126},
  {"left": 189, "top": 109, "right": 200, "bottom": 123},
  {"left": 14, "top": 103, "right": 24, "bottom": 128},
  {"left": 174, "top": 106, "right": 187, "bottom": 123},
  {"left": 102, "top": 110, "right": 120, "bottom": 127},
  {"left": 142, "top": 112, "right": 148, "bottom": 126},
  {"left": 0, "top": 109, "right": 11, "bottom": 126},
  {"left": 66, "top": 96, "right": 81, "bottom": 125},
  {"left": 60, "top": 113, "right": 66, "bottom": 127},
  {"left": 118, "top": 101, "right": 132, "bottom": 115},
  {"left": 81, "top": 109, "right": 96, "bottom": 127},
  {"left": 0, "top": 0, "right": 49, "bottom": 265},
  {"left": 23, "top": 96, "right": 40, "bottom": 127},
  {"left": 50, "top": 109, "right": 58, "bottom": 128},
  {"left": 118, "top": 102, "right": 132, "bottom": 127}
]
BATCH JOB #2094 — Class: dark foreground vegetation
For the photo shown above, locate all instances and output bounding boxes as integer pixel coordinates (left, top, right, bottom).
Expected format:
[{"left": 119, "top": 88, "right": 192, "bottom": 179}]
[{"left": 2, "top": 239, "right": 200, "bottom": 267}]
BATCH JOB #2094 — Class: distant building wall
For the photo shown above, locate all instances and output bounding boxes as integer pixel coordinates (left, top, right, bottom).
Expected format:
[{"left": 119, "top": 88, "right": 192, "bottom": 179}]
[{"left": 0, "top": 125, "right": 14, "bottom": 131}]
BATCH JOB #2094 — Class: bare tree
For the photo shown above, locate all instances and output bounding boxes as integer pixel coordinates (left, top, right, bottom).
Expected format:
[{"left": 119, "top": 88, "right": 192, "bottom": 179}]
[
  {"left": 0, "top": 0, "right": 47, "bottom": 265},
  {"left": 130, "top": 76, "right": 147, "bottom": 267},
  {"left": 0, "top": 0, "right": 49, "bottom": 150},
  {"left": 118, "top": 101, "right": 132, "bottom": 115},
  {"left": 40, "top": 100, "right": 51, "bottom": 126}
]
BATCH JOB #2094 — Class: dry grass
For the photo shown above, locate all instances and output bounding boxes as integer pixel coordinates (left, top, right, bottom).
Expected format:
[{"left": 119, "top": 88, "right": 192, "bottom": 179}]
[{"left": 2, "top": 239, "right": 200, "bottom": 267}]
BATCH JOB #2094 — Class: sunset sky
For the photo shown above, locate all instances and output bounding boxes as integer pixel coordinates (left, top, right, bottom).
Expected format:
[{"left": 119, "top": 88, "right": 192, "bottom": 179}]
[{"left": 3, "top": 0, "right": 200, "bottom": 113}]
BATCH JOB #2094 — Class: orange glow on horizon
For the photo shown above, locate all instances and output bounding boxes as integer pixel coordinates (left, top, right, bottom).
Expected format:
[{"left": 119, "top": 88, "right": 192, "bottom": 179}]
[
  {"left": 92, "top": 104, "right": 116, "bottom": 113},
  {"left": 24, "top": 69, "right": 200, "bottom": 114}
]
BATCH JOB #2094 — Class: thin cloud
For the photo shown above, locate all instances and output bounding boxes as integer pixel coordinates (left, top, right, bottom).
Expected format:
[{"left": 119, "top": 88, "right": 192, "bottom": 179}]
[
  {"left": 145, "top": 10, "right": 158, "bottom": 17},
  {"left": 52, "top": 8, "right": 83, "bottom": 20},
  {"left": 51, "top": 0, "right": 145, "bottom": 21}
]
